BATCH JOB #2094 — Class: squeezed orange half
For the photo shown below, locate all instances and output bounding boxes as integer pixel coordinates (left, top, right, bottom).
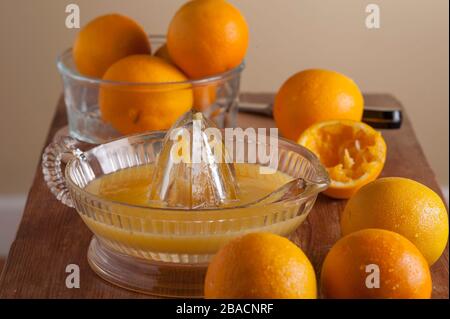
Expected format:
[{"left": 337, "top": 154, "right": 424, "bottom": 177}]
[{"left": 298, "top": 120, "right": 386, "bottom": 199}]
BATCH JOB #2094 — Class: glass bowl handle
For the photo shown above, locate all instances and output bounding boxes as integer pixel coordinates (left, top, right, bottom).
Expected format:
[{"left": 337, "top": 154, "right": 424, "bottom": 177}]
[{"left": 42, "top": 136, "right": 86, "bottom": 208}]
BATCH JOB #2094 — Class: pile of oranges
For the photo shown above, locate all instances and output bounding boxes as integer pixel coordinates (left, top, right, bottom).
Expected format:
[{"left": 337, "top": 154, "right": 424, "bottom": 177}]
[{"left": 72, "top": 0, "right": 249, "bottom": 134}]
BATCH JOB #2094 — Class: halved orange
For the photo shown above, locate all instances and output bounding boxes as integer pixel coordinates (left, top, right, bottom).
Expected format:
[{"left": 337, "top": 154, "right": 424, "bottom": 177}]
[{"left": 298, "top": 120, "right": 386, "bottom": 199}]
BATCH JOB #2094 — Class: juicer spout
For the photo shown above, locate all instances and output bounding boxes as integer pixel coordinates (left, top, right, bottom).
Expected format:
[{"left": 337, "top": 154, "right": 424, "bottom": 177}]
[{"left": 250, "top": 175, "right": 329, "bottom": 206}]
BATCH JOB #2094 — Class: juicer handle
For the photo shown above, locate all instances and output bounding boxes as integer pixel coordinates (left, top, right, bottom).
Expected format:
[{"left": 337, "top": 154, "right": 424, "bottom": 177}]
[{"left": 42, "top": 136, "right": 85, "bottom": 208}]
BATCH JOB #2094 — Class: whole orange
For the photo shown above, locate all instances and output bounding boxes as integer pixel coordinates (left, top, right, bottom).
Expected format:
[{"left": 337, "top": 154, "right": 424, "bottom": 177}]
[
  {"left": 321, "top": 229, "right": 432, "bottom": 299},
  {"left": 73, "top": 14, "right": 151, "bottom": 78},
  {"left": 274, "top": 69, "right": 364, "bottom": 141},
  {"left": 204, "top": 232, "right": 317, "bottom": 299},
  {"left": 167, "top": 0, "right": 249, "bottom": 78},
  {"left": 341, "top": 177, "right": 449, "bottom": 265},
  {"left": 99, "top": 55, "right": 193, "bottom": 135}
]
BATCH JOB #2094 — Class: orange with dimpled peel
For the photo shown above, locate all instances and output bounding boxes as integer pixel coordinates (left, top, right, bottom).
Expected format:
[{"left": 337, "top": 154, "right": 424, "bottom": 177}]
[
  {"left": 167, "top": 0, "right": 249, "bottom": 79},
  {"left": 321, "top": 228, "right": 432, "bottom": 299},
  {"left": 99, "top": 55, "right": 193, "bottom": 135},
  {"left": 274, "top": 69, "right": 364, "bottom": 141},
  {"left": 73, "top": 14, "right": 151, "bottom": 78},
  {"left": 204, "top": 232, "right": 317, "bottom": 299}
]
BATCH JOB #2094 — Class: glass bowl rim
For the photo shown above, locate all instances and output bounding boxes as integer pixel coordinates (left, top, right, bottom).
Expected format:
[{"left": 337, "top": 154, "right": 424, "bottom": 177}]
[
  {"left": 56, "top": 35, "right": 246, "bottom": 87},
  {"left": 65, "top": 130, "right": 330, "bottom": 214}
]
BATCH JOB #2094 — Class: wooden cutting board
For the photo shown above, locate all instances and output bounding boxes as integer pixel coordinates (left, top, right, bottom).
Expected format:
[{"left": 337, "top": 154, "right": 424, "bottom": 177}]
[{"left": 0, "top": 93, "right": 448, "bottom": 298}]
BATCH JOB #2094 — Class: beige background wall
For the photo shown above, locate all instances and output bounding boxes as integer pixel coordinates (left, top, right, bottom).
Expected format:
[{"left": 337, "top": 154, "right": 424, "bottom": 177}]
[{"left": 0, "top": 1, "right": 448, "bottom": 252}]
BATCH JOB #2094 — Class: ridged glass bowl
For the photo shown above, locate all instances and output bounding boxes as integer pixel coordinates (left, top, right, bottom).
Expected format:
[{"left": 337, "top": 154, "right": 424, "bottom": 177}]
[
  {"left": 42, "top": 131, "right": 329, "bottom": 297},
  {"left": 57, "top": 35, "right": 244, "bottom": 144}
]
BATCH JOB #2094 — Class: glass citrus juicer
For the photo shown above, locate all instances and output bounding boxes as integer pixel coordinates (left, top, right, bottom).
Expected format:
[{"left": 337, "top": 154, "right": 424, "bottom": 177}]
[{"left": 42, "top": 111, "right": 329, "bottom": 298}]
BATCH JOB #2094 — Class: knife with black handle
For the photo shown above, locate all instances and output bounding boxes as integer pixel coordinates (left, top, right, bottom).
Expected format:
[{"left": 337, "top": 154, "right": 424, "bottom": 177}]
[{"left": 238, "top": 101, "right": 402, "bottom": 129}]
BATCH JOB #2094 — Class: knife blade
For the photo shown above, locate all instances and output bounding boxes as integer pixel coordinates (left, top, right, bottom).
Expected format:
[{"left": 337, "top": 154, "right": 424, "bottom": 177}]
[{"left": 238, "top": 101, "right": 402, "bottom": 129}]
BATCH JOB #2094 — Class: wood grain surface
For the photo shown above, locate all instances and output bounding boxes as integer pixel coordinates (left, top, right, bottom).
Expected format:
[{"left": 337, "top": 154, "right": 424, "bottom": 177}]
[{"left": 0, "top": 93, "right": 448, "bottom": 298}]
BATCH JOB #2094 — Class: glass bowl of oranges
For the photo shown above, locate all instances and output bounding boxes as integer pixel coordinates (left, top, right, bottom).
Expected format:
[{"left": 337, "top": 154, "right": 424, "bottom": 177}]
[
  {"left": 57, "top": 35, "right": 245, "bottom": 144},
  {"left": 58, "top": 3, "right": 249, "bottom": 144}
]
